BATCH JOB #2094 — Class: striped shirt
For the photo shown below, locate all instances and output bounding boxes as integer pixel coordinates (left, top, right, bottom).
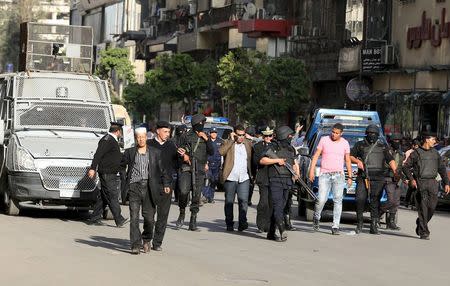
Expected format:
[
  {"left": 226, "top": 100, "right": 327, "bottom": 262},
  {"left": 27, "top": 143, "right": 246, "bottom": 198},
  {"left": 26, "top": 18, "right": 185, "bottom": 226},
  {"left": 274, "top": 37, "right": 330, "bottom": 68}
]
[{"left": 130, "top": 151, "right": 149, "bottom": 183}]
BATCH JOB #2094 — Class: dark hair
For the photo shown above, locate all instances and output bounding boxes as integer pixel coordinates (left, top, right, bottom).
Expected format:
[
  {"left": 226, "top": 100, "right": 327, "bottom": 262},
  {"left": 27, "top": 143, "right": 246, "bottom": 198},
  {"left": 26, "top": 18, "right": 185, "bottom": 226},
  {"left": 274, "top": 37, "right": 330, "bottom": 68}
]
[
  {"left": 109, "top": 125, "right": 122, "bottom": 133},
  {"left": 332, "top": 123, "right": 344, "bottom": 132},
  {"left": 234, "top": 124, "right": 245, "bottom": 132}
]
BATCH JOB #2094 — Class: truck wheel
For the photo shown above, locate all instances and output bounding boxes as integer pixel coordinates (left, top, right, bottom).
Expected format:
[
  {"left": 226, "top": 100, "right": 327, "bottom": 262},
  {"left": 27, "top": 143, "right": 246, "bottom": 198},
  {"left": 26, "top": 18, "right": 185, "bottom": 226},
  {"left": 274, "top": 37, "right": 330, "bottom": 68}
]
[
  {"left": 4, "top": 192, "right": 20, "bottom": 216},
  {"left": 305, "top": 207, "right": 314, "bottom": 222}
]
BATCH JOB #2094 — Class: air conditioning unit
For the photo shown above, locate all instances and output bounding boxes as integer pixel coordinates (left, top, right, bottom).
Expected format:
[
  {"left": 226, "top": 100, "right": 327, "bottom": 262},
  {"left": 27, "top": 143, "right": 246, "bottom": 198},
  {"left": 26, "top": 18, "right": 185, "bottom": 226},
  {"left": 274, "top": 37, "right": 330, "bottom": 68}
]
[
  {"left": 159, "top": 8, "right": 168, "bottom": 21},
  {"left": 381, "top": 45, "right": 395, "bottom": 65},
  {"left": 257, "top": 8, "right": 266, "bottom": 19}
]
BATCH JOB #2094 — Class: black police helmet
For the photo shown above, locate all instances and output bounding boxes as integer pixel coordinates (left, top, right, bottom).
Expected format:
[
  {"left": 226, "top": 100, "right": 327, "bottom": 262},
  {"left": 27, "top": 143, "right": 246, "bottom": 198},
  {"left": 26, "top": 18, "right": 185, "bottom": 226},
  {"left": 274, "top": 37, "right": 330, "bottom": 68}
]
[
  {"left": 365, "top": 124, "right": 380, "bottom": 135},
  {"left": 276, "top": 126, "right": 294, "bottom": 141}
]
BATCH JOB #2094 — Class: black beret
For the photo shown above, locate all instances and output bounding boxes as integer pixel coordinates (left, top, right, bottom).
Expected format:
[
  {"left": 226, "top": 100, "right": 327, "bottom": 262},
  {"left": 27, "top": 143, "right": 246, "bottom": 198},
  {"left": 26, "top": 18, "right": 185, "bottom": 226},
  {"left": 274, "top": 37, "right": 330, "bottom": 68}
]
[
  {"left": 110, "top": 121, "right": 124, "bottom": 127},
  {"left": 156, "top": 120, "right": 171, "bottom": 129}
]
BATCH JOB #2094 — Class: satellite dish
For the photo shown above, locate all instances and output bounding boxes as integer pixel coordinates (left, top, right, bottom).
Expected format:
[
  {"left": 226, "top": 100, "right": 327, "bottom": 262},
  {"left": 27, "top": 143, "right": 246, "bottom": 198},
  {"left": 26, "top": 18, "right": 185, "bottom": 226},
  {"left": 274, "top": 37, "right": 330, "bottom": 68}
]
[
  {"left": 346, "top": 78, "right": 370, "bottom": 102},
  {"left": 245, "top": 3, "right": 257, "bottom": 17}
]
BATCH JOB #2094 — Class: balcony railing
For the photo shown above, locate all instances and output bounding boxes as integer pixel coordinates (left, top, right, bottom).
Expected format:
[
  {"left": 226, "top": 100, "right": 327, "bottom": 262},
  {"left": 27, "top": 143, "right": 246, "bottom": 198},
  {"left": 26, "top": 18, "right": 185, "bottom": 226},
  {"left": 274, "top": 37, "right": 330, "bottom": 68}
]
[{"left": 198, "top": 4, "right": 242, "bottom": 28}]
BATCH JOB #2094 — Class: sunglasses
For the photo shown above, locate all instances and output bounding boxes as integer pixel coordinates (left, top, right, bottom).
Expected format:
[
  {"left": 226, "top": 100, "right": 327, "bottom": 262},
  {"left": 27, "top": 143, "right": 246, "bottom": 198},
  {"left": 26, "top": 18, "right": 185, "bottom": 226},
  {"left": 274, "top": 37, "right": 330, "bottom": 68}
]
[{"left": 263, "top": 134, "right": 273, "bottom": 138}]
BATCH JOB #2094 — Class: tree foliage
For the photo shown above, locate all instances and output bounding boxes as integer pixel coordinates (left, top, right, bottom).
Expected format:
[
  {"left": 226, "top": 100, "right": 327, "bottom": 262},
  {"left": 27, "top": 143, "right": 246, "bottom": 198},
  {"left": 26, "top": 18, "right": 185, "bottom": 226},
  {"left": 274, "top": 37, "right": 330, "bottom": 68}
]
[
  {"left": 123, "top": 72, "right": 162, "bottom": 121},
  {"left": 217, "top": 49, "right": 311, "bottom": 124},
  {"left": 149, "top": 53, "right": 215, "bottom": 114},
  {"left": 95, "top": 48, "right": 135, "bottom": 82}
]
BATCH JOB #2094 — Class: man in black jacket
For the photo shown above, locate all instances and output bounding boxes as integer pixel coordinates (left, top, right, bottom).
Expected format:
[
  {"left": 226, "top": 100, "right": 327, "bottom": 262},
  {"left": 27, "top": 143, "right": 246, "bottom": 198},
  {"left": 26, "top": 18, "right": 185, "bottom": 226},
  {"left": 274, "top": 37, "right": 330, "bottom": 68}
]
[
  {"left": 403, "top": 132, "right": 450, "bottom": 240},
  {"left": 88, "top": 122, "right": 127, "bottom": 227},
  {"left": 122, "top": 127, "right": 172, "bottom": 254}
]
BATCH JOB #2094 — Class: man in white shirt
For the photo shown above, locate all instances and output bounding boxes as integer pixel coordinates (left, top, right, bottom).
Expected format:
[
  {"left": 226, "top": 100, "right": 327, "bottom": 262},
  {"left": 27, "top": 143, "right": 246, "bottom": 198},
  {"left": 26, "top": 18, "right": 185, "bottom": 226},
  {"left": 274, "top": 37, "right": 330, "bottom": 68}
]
[{"left": 219, "top": 125, "right": 253, "bottom": 232}]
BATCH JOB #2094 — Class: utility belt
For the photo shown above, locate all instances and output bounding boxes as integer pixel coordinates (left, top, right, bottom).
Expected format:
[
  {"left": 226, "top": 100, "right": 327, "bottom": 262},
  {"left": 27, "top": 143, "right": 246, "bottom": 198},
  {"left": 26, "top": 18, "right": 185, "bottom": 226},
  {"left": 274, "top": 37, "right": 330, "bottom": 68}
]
[{"left": 131, "top": 179, "right": 148, "bottom": 186}]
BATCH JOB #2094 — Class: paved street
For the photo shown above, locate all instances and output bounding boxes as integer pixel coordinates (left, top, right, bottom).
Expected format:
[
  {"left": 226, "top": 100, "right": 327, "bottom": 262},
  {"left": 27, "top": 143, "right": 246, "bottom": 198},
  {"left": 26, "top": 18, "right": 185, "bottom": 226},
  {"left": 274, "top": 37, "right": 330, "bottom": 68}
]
[{"left": 1, "top": 193, "right": 449, "bottom": 286}]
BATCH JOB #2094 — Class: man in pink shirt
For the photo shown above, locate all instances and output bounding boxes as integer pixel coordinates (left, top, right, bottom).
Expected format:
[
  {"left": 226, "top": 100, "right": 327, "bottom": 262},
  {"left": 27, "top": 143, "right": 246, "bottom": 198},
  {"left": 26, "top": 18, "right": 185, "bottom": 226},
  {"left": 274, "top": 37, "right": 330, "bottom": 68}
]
[{"left": 308, "top": 123, "right": 353, "bottom": 235}]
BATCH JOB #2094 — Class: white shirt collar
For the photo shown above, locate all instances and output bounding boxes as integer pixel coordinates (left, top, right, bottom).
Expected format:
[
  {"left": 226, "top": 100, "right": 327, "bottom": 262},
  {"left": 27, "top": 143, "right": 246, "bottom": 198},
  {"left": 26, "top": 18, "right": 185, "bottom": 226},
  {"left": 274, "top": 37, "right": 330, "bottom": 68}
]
[{"left": 108, "top": 132, "right": 118, "bottom": 142}]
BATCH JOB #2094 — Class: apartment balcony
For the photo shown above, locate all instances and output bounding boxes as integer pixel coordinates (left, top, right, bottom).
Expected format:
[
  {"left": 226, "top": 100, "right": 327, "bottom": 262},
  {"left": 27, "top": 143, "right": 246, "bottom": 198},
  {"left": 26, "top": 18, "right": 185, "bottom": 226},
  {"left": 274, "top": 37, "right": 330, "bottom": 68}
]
[
  {"left": 238, "top": 19, "right": 290, "bottom": 38},
  {"left": 178, "top": 31, "right": 217, "bottom": 53}
]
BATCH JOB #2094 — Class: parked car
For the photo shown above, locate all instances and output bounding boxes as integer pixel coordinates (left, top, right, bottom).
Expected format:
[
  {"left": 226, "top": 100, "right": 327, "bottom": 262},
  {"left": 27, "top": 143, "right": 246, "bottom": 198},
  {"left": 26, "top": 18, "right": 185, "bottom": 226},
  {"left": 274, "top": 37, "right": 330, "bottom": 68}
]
[{"left": 438, "top": 146, "right": 450, "bottom": 206}]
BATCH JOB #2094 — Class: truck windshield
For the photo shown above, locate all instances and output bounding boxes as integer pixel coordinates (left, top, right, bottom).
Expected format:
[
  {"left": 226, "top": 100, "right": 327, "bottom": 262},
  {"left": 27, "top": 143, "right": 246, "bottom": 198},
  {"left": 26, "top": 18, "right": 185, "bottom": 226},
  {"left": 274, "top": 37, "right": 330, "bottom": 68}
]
[
  {"left": 14, "top": 77, "right": 111, "bottom": 131},
  {"left": 18, "top": 76, "right": 109, "bottom": 102}
]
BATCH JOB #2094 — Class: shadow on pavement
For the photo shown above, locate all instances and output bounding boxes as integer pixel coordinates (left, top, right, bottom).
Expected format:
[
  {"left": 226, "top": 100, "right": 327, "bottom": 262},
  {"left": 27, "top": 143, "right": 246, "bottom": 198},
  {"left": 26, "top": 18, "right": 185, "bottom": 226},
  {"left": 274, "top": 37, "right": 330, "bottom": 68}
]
[{"left": 74, "top": 235, "right": 130, "bottom": 254}]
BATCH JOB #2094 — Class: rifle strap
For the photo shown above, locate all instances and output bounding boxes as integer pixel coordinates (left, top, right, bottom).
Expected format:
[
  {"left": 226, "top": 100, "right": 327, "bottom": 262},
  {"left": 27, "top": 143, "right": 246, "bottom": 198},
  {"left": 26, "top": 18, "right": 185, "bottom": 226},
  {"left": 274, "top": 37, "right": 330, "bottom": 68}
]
[{"left": 193, "top": 137, "right": 201, "bottom": 154}]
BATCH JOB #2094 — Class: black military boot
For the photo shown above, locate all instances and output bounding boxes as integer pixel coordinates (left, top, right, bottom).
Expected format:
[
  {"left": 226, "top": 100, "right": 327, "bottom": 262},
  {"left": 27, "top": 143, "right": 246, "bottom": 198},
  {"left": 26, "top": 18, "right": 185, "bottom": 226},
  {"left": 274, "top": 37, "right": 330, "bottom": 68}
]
[
  {"left": 176, "top": 209, "right": 185, "bottom": 229},
  {"left": 387, "top": 213, "right": 401, "bottom": 230},
  {"left": 189, "top": 214, "right": 199, "bottom": 231},
  {"left": 355, "top": 214, "right": 363, "bottom": 234},
  {"left": 267, "top": 222, "right": 276, "bottom": 240},
  {"left": 284, "top": 214, "right": 296, "bottom": 231},
  {"left": 370, "top": 218, "right": 380, "bottom": 235}
]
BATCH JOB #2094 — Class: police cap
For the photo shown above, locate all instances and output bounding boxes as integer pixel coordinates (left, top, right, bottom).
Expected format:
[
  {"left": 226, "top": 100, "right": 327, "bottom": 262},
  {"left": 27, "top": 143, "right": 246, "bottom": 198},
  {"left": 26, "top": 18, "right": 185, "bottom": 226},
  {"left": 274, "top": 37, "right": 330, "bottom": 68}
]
[
  {"left": 261, "top": 126, "right": 274, "bottom": 136},
  {"left": 210, "top": 127, "right": 218, "bottom": 133}
]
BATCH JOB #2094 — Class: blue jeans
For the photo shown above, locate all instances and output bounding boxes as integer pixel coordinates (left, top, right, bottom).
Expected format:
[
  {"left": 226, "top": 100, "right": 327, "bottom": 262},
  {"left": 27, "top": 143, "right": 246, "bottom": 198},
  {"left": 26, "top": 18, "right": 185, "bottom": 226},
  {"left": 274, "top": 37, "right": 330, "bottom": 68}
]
[
  {"left": 224, "top": 180, "right": 250, "bottom": 227},
  {"left": 314, "top": 172, "right": 345, "bottom": 228}
]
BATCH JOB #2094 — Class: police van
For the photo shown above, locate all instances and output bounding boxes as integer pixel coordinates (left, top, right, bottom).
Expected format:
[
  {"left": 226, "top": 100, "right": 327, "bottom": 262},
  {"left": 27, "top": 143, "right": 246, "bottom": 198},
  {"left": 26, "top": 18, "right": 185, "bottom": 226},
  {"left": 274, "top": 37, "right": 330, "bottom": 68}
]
[
  {"left": 0, "top": 23, "right": 115, "bottom": 215},
  {"left": 298, "top": 109, "right": 388, "bottom": 220}
]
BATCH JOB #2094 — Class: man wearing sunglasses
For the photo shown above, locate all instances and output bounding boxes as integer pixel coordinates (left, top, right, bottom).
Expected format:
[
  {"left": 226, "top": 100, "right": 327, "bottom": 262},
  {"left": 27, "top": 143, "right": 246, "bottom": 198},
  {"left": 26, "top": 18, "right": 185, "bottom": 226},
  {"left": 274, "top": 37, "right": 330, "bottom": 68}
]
[
  {"left": 253, "top": 126, "right": 275, "bottom": 232},
  {"left": 219, "top": 125, "right": 253, "bottom": 231}
]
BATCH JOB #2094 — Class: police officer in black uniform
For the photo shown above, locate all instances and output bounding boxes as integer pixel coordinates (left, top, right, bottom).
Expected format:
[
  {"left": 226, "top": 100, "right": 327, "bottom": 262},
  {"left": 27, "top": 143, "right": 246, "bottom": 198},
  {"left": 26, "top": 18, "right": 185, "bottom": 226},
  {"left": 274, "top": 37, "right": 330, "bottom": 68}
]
[
  {"left": 260, "top": 126, "right": 300, "bottom": 242},
  {"left": 350, "top": 124, "right": 397, "bottom": 234},
  {"left": 380, "top": 133, "right": 404, "bottom": 230},
  {"left": 88, "top": 122, "right": 128, "bottom": 227},
  {"left": 402, "top": 132, "right": 450, "bottom": 240},
  {"left": 172, "top": 124, "right": 188, "bottom": 203},
  {"left": 253, "top": 126, "right": 274, "bottom": 232},
  {"left": 176, "top": 114, "right": 214, "bottom": 231}
]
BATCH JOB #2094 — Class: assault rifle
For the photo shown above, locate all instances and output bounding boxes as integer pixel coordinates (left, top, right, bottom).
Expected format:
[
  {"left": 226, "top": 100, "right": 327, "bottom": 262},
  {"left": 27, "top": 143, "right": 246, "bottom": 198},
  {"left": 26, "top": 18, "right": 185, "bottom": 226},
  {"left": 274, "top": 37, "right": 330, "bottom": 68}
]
[{"left": 265, "top": 149, "right": 318, "bottom": 201}]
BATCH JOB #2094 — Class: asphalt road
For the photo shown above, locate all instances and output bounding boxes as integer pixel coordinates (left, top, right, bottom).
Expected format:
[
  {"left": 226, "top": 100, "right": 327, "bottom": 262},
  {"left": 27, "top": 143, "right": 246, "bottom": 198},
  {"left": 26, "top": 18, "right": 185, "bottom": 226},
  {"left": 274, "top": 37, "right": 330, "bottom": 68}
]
[{"left": 1, "top": 194, "right": 449, "bottom": 286}]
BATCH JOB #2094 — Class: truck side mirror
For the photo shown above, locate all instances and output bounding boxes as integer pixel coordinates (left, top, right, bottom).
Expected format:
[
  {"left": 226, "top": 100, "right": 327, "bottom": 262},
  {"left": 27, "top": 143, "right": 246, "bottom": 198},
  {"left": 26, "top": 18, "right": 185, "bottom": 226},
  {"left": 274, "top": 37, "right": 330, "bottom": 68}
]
[{"left": 0, "top": 119, "right": 4, "bottom": 145}]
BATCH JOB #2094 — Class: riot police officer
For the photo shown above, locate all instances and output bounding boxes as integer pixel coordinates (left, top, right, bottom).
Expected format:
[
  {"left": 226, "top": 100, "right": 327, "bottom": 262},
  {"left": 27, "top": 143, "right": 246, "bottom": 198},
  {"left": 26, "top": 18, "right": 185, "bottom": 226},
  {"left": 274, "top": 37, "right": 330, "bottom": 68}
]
[
  {"left": 350, "top": 124, "right": 397, "bottom": 234},
  {"left": 176, "top": 114, "right": 214, "bottom": 231},
  {"left": 402, "top": 132, "right": 450, "bottom": 240},
  {"left": 380, "top": 133, "right": 404, "bottom": 230},
  {"left": 203, "top": 127, "right": 223, "bottom": 203},
  {"left": 253, "top": 126, "right": 274, "bottom": 232},
  {"left": 260, "top": 126, "right": 300, "bottom": 242}
]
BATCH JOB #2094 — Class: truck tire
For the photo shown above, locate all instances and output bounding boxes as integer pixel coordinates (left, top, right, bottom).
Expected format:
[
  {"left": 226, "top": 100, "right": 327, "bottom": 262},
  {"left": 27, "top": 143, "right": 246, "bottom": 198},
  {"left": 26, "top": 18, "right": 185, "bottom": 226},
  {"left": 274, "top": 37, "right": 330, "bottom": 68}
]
[{"left": 4, "top": 192, "right": 20, "bottom": 216}]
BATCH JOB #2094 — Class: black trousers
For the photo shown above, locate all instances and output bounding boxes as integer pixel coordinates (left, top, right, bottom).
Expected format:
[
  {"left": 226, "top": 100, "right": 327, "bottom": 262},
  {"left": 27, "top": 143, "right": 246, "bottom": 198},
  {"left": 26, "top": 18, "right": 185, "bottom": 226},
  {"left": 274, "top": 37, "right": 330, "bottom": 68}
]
[
  {"left": 129, "top": 182, "right": 152, "bottom": 248},
  {"left": 284, "top": 192, "right": 294, "bottom": 216},
  {"left": 178, "top": 170, "right": 205, "bottom": 214},
  {"left": 92, "top": 173, "right": 124, "bottom": 225},
  {"left": 355, "top": 178, "right": 384, "bottom": 221},
  {"left": 269, "top": 177, "right": 291, "bottom": 228},
  {"left": 380, "top": 178, "right": 402, "bottom": 214},
  {"left": 148, "top": 187, "right": 172, "bottom": 247},
  {"left": 415, "top": 179, "right": 439, "bottom": 236},
  {"left": 256, "top": 184, "right": 272, "bottom": 231}
]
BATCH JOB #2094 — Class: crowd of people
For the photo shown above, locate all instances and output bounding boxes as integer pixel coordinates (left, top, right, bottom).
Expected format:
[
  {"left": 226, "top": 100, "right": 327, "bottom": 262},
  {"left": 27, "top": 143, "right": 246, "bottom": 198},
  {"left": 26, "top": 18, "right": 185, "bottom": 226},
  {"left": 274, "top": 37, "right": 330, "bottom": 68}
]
[{"left": 87, "top": 114, "right": 450, "bottom": 255}]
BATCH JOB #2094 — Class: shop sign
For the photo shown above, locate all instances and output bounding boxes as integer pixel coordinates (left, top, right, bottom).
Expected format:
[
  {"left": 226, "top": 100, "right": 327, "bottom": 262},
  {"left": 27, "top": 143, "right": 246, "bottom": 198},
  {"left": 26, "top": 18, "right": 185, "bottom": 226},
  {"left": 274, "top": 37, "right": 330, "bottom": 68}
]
[
  {"left": 407, "top": 8, "right": 450, "bottom": 49},
  {"left": 361, "top": 48, "right": 382, "bottom": 73}
]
